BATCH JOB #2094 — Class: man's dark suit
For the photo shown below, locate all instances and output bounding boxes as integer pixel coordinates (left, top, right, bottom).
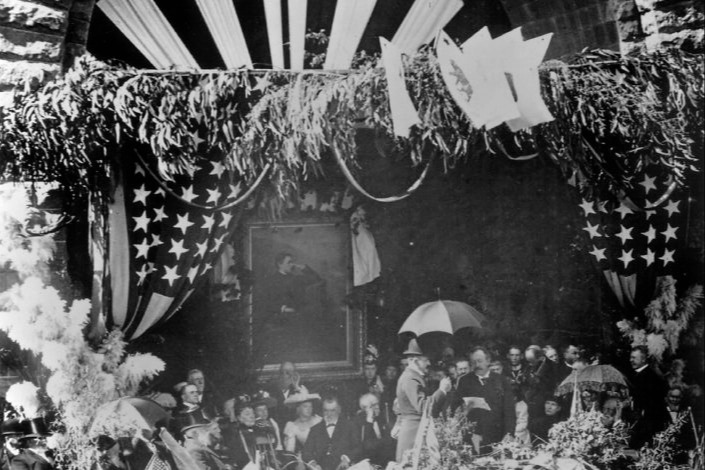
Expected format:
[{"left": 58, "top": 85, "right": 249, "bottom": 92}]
[
  {"left": 555, "top": 362, "right": 575, "bottom": 386},
  {"left": 352, "top": 412, "right": 394, "bottom": 467},
  {"left": 302, "top": 418, "right": 361, "bottom": 470},
  {"left": 9, "top": 450, "right": 52, "bottom": 470},
  {"left": 628, "top": 366, "right": 666, "bottom": 448},
  {"left": 453, "top": 372, "right": 516, "bottom": 447}
]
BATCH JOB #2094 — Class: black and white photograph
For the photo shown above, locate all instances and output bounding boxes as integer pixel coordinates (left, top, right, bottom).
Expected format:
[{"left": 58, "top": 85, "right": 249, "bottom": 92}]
[{"left": 0, "top": 1, "right": 703, "bottom": 470}]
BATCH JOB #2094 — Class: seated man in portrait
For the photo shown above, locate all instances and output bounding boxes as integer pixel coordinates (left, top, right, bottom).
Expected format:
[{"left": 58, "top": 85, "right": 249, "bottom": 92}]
[{"left": 268, "top": 252, "right": 325, "bottom": 317}]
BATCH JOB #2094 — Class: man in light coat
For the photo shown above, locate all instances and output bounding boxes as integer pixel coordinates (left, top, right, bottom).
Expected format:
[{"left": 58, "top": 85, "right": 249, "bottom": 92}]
[{"left": 394, "top": 339, "right": 451, "bottom": 462}]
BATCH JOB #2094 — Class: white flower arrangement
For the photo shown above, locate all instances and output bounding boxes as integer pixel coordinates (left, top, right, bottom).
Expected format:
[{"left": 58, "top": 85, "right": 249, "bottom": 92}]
[{"left": 5, "top": 381, "right": 42, "bottom": 419}]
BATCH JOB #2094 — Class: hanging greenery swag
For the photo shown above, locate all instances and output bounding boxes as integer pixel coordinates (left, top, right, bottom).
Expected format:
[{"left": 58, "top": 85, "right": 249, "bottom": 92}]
[{"left": 0, "top": 46, "right": 702, "bottom": 209}]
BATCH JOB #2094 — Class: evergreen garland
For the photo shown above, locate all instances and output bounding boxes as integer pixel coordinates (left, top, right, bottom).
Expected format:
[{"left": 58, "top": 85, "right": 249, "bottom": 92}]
[{"left": 0, "top": 47, "right": 702, "bottom": 208}]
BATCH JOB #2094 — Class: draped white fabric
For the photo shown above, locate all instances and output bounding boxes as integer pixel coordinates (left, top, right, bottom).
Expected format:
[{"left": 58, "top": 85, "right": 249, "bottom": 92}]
[
  {"left": 263, "top": 0, "right": 285, "bottom": 69},
  {"left": 194, "top": 0, "right": 252, "bottom": 69},
  {"left": 288, "top": 0, "right": 308, "bottom": 70},
  {"left": 392, "top": 0, "right": 463, "bottom": 54},
  {"left": 98, "top": 0, "right": 198, "bottom": 69},
  {"left": 323, "top": 0, "right": 377, "bottom": 70}
]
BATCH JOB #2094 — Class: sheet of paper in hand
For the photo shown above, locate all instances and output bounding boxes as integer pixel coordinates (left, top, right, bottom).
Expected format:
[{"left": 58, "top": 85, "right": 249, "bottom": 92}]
[{"left": 463, "top": 397, "right": 491, "bottom": 411}]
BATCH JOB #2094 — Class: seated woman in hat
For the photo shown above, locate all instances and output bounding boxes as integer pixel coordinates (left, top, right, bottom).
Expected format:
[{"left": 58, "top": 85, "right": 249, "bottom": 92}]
[
  {"left": 281, "top": 392, "right": 322, "bottom": 454},
  {"left": 251, "top": 391, "right": 282, "bottom": 451}
]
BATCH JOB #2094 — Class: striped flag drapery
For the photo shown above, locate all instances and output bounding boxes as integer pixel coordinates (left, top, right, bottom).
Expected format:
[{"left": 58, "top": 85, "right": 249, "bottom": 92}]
[
  {"left": 577, "top": 170, "right": 685, "bottom": 308},
  {"left": 90, "top": 151, "right": 251, "bottom": 340}
]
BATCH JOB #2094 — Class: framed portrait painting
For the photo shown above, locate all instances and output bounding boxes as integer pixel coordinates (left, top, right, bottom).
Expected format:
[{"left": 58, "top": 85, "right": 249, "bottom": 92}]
[{"left": 245, "top": 221, "right": 364, "bottom": 378}]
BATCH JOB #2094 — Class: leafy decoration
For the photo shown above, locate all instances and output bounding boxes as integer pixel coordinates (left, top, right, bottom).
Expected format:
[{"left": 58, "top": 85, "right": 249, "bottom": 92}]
[{"left": 0, "top": 47, "right": 702, "bottom": 209}]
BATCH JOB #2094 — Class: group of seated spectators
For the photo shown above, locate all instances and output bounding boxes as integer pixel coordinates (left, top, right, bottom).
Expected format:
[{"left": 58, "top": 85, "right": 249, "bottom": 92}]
[{"left": 69, "top": 342, "right": 700, "bottom": 470}]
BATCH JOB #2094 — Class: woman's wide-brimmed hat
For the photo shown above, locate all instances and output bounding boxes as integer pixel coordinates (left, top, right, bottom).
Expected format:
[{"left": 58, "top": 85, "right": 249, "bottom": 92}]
[
  {"left": 283, "top": 392, "right": 321, "bottom": 408},
  {"left": 250, "top": 391, "right": 277, "bottom": 409}
]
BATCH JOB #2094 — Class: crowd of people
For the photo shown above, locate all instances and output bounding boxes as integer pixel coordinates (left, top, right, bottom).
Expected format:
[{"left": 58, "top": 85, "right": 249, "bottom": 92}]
[{"left": 1, "top": 342, "right": 701, "bottom": 470}]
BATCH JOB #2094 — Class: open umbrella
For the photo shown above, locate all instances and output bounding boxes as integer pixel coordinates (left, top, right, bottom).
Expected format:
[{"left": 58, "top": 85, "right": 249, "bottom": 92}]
[
  {"left": 555, "top": 364, "right": 630, "bottom": 396},
  {"left": 398, "top": 300, "right": 485, "bottom": 336},
  {"left": 89, "top": 397, "right": 170, "bottom": 439}
]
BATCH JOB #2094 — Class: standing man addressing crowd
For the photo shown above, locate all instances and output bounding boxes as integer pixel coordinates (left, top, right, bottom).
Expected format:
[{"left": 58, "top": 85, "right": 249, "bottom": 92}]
[
  {"left": 454, "top": 346, "right": 515, "bottom": 453},
  {"left": 395, "top": 339, "right": 452, "bottom": 462}
]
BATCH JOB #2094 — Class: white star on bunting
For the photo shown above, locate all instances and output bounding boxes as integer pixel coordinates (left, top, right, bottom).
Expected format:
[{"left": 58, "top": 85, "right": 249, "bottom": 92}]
[
  {"left": 642, "top": 225, "right": 656, "bottom": 244},
  {"left": 151, "top": 234, "right": 164, "bottom": 248},
  {"left": 202, "top": 214, "right": 215, "bottom": 230},
  {"left": 133, "top": 185, "right": 151, "bottom": 205},
  {"left": 616, "top": 225, "right": 633, "bottom": 244},
  {"left": 618, "top": 249, "right": 634, "bottom": 269},
  {"left": 195, "top": 240, "right": 208, "bottom": 259},
  {"left": 662, "top": 224, "right": 678, "bottom": 242},
  {"left": 664, "top": 200, "right": 680, "bottom": 217},
  {"left": 638, "top": 174, "right": 657, "bottom": 194},
  {"left": 614, "top": 201, "right": 634, "bottom": 219},
  {"left": 582, "top": 221, "right": 602, "bottom": 239},
  {"left": 153, "top": 206, "right": 168, "bottom": 222},
  {"left": 181, "top": 185, "right": 198, "bottom": 203},
  {"left": 211, "top": 234, "right": 226, "bottom": 253},
  {"left": 219, "top": 212, "right": 233, "bottom": 228},
  {"left": 206, "top": 188, "right": 221, "bottom": 204},
  {"left": 136, "top": 264, "right": 149, "bottom": 286},
  {"left": 133, "top": 212, "right": 151, "bottom": 233},
  {"left": 169, "top": 239, "right": 189, "bottom": 260},
  {"left": 589, "top": 245, "right": 607, "bottom": 262},
  {"left": 660, "top": 249, "right": 675, "bottom": 266},
  {"left": 579, "top": 199, "right": 595, "bottom": 216},
  {"left": 134, "top": 239, "right": 151, "bottom": 259},
  {"left": 210, "top": 161, "right": 226, "bottom": 178},
  {"left": 174, "top": 213, "right": 194, "bottom": 235},
  {"left": 641, "top": 248, "right": 656, "bottom": 267},
  {"left": 187, "top": 266, "right": 199, "bottom": 283},
  {"left": 162, "top": 265, "right": 181, "bottom": 286},
  {"left": 228, "top": 182, "right": 242, "bottom": 199}
]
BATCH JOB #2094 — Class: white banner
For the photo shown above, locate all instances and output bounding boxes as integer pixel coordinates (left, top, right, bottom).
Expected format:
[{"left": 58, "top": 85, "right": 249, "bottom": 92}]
[{"left": 379, "top": 38, "right": 421, "bottom": 138}]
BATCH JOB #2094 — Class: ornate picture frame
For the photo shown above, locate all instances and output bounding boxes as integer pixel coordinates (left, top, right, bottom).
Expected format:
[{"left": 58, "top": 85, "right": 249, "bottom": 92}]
[{"left": 245, "top": 220, "right": 364, "bottom": 379}]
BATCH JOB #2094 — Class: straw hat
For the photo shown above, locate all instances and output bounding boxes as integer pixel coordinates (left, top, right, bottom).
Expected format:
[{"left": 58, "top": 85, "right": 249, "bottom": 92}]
[{"left": 283, "top": 392, "right": 321, "bottom": 408}]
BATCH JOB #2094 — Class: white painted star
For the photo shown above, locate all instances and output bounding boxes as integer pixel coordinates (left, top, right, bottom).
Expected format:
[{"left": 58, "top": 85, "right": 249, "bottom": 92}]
[
  {"left": 135, "top": 164, "right": 146, "bottom": 176},
  {"left": 133, "top": 185, "right": 151, "bottom": 205},
  {"left": 582, "top": 221, "right": 602, "bottom": 239},
  {"left": 579, "top": 199, "right": 595, "bottom": 216},
  {"left": 206, "top": 187, "right": 221, "bottom": 204},
  {"left": 133, "top": 212, "right": 150, "bottom": 233},
  {"left": 597, "top": 201, "right": 609, "bottom": 213},
  {"left": 202, "top": 214, "right": 215, "bottom": 230},
  {"left": 210, "top": 161, "right": 226, "bottom": 178},
  {"left": 169, "top": 239, "right": 189, "bottom": 260},
  {"left": 644, "top": 209, "right": 656, "bottom": 220},
  {"left": 154, "top": 187, "right": 166, "bottom": 197},
  {"left": 642, "top": 225, "right": 656, "bottom": 244},
  {"left": 662, "top": 224, "right": 678, "bottom": 243},
  {"left": 618, "top": 249, "right": 635, "bottom": 269},
  {"left": 151, "top": 233, "right": 164, "bottom": 248},
  {"left": 641, "top": 248, "right": 656, "bottom": 267},
  {"left": 664, "top": 200, "right": 680, "bottom": 218},
  {"left": 660, "top": 248, "right": 675, "bottom": 266},
  {"left": 614, "top": 201, "right": 634, "bottom": 219},
  {"left": 153, "top": 206, "right": 168, "bottom": 222},
  {"left": 228, "top": 183, "right": 242, "bottom": 200},
  {"left": 638, "top": 174, "right": 657, "bottom": 194},
  {"left": 211, "top": 234, "right": 225, "bottom": 253},
  {"left": 147, "top": 262, "right": 156, "bottom": 274},
  {"left": 181, "top": 185, "right": 198, "bottom": 203},
  {"left": 135, "top": 264, "right": 149, "bottom": 286},
  {"left": 201, "top": 263, "right": 213, "bottom": 275},
  {"left": 174, "top": 213, "right": 194, "bottom": 235},
  {"left": 162, "top": 265, "right": 181, "bottom": 286},
  {"left": 589, "top": 245, "right": 607, "bottom": 262},
  {"left": 184, "top": 164, "right": 197, "bottom": 178},
  {"left": 187, "top": 265, "right": 199, "bottom": 283},
  {"left": 195, "top": 240, "right": 208, "bottom": 258},
  {"left": 616, "top": 225, "right": 633, "bottom": 244},
  {"left": 134, "top": 239, "right": 151, "bottom": 259},
  {"left": 219, "top": 212, "right": 233, "bottom": 228}
]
